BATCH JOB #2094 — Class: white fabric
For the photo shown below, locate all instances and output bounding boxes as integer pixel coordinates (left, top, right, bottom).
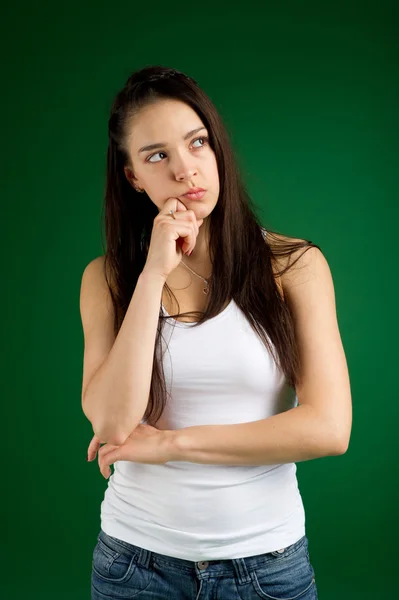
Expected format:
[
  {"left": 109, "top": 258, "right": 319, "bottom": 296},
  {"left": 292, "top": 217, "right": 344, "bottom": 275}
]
[{"left": 100, "top": 228, "right": 305, "bottom": 561}]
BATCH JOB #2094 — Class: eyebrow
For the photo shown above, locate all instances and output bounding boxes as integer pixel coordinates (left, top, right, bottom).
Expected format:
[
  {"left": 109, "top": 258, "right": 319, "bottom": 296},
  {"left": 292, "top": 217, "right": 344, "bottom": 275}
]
[{"left": 138, "top": 126, "right": 208, "bottom": 154}]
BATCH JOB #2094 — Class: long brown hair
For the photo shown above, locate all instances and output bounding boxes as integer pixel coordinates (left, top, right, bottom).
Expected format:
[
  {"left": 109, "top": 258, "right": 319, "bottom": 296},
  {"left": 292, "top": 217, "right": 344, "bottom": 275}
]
[{"left": 102, "top": 65, "right": 321, "bottom": 426}]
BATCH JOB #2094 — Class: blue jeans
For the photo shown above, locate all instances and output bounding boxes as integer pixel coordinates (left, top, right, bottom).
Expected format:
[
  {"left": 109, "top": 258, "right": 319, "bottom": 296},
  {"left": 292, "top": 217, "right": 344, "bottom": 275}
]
[{"left": 91, "top": 528, "right": 318, "bottom": 599}]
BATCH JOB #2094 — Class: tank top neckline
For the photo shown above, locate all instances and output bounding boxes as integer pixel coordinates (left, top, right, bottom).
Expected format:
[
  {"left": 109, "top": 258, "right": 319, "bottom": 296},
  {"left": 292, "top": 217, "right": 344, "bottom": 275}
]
[
  {"left": 160, "top": 227, "right": 267, "bottom": 328},
  {"left": 161, "top": 299, "right": 235, "bottom": 328}
]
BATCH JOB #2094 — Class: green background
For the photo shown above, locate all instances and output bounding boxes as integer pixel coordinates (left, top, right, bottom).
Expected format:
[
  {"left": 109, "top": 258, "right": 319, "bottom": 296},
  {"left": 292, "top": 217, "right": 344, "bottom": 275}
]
[{"left": 2, "top": 1, "right": 397, "bottom": 598}]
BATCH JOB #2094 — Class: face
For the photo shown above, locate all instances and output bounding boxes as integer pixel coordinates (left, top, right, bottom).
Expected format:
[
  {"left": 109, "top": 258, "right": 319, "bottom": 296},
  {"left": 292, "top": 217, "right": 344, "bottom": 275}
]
[{"left": 124, "top": 99, "right": 220, "bottom": 222}]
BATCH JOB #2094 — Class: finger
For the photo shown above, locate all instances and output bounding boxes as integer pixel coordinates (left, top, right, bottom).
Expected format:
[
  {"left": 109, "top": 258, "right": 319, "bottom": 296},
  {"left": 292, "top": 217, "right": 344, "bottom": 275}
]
[
  {"left": 159, "top": 197, "right": 186, "bottom": 217},
  {"left": 87, "top": 435, "right": 102, "bottom": 461},
  {"left": 99, "top": 446, "right": 122, "bottom": 479},
  {"left": 162, "top": 199, "right": 201, "bottom": 253},
  {"left": 98, "top": 443, "right": 119, "bottom": 460},
  {"left": 175, "top": 198, "right": 188, "bottom": 212},
  {"left": 164, "top": 213, "right": 199, "bottom": 253},
  {"left": 98, "top": 444, "right": 120, "bottom": 478},
  {"left": 162, "top": 220, "right": 195, "bottom": 255}
]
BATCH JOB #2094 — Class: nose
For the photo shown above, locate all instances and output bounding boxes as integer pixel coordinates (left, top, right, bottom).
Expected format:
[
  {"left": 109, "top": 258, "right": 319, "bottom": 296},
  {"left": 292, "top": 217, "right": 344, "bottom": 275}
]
[{"left": 171, "top": 154, "right": 198, "bottom": 182}]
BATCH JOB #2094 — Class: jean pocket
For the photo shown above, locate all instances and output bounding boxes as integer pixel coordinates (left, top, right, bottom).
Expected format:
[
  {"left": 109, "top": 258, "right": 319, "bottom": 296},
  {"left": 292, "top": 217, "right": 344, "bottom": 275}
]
[
  {"left": 249, "top": 537, "right": 316, "bottom": 599},
  {"left": 92, "top": 536, "right": 137, "bottom": 583}
]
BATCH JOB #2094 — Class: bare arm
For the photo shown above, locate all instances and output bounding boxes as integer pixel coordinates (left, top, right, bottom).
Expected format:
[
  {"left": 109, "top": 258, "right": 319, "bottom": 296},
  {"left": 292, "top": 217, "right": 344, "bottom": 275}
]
[{"left": 80, "top": 259, "right": 165, "bottom": 445}]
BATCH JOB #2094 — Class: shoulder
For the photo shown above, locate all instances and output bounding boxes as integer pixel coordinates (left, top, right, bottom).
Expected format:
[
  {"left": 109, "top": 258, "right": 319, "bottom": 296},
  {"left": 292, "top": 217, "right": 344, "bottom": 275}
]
[
  {"left": 263, "top": 231, "right": 324, "bottom": 299},
  {"left": 80, "top": 255, "right": 118, "bottom": 311},
  {"left": 79, "top": 255, "right": 118, "bottom": 333},
  {"left": 84, "top": 254, "right": 105, "bottom": 272},
  {"left": 81, "top": 255, "right": 106, "bottom": 287},
  {"left": 81, "top": 255, "right": 115, "bottom": 292},
  {"left": 263, "top": 232, "right": 340, "bottom": 353}
]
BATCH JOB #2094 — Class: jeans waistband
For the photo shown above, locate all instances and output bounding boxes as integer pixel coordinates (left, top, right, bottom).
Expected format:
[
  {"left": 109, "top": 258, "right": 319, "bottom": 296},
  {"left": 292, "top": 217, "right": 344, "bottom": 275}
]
[{"left": 97, "top": 529, "right": 307, "bottom": 583}]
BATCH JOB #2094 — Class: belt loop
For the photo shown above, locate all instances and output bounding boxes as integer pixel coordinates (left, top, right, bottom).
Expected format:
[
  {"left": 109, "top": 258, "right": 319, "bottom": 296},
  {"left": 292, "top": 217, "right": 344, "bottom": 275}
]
[
  {"left": 232, "top": 557, "right": 251, "bottom": 584},
  {"left": 137, "top": 547, "right": 152, "bottom": 569}
]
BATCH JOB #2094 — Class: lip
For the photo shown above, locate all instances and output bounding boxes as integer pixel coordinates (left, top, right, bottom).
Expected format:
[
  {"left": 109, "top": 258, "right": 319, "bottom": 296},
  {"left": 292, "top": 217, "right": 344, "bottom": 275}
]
[
  {"left": 183, "top": 187, "right": 206, "bottom": 195},
  {"left": 182, "top": 188, "right": 206, "bottom": 200}
]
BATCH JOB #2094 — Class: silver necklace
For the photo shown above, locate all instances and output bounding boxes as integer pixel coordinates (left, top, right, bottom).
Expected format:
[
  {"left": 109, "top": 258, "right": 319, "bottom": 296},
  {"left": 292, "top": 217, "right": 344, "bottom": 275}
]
[{"left": 180, "top": 259, "right": 210, "bottom": 295}]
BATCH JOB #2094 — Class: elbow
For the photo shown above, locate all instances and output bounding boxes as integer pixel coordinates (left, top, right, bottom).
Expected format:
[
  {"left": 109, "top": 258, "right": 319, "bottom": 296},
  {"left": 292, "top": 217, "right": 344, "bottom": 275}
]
[
  {"left": 81, "top": 392, "right": 144, "bottom": 446},
  {"left": 319, "top": 412, "right": 352, "bottom": 456},
  {"left": 99, "top": 430, "right": 128, "bottom": 446},
  {"left": 333, "top": 437, "right": 350, "bottom": 456},
  {"left": 82, "top": 404, "right": 126, "bottom": 446},
  {"left": 93, "top": 415, "right": 143, "bottom": 446},
  {"left": 328, "top": 430, "right": 351, "bottom": 456},
  {"left": 93, "top": 419, "right": 132, "bottom": 447},
  {"left": 333, "top": 420, "right": 352, "bottom": 456},
  {"left": 91, "top": 423, "right": 129, "bottom": 446}
]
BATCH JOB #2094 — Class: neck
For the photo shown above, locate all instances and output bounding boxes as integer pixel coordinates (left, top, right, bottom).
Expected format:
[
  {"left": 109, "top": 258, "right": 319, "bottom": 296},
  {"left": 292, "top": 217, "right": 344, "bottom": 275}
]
[
  {"left": 181, "top": 245, "right": 212, "bottom": 281},
  {"left": 185, "top": 219, "right": 210, "bottom": 263}
]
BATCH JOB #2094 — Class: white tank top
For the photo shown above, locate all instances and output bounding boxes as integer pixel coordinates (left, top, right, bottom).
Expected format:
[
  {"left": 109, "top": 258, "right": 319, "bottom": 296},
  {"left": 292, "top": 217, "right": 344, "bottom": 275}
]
[{"left": 100, "top": 229, "right": 305, "bottom": 561}]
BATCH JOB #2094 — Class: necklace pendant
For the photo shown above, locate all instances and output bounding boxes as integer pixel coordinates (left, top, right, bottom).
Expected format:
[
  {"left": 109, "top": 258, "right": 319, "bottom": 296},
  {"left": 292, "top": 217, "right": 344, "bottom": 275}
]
[{"left": 203, "top": 285, "right": 209, "bottom": 295}]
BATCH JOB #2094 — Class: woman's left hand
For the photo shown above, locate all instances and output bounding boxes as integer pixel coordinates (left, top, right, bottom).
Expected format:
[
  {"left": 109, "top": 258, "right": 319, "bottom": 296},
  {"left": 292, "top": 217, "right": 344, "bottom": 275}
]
[{"left": 87, "top": 424, "right": 176, "bottom": 478}]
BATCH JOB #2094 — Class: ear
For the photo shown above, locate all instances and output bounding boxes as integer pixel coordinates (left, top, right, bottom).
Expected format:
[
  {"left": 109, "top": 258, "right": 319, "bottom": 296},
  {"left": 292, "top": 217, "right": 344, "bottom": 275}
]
[{"left": 123, "top": 166, "right": 140, "bottom": 189}]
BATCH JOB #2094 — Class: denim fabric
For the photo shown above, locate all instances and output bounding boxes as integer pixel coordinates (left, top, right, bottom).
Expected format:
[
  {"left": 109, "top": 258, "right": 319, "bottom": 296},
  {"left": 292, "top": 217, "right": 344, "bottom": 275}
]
[{"left": 91, "top": 528, "right": 318, "bottom": 599}]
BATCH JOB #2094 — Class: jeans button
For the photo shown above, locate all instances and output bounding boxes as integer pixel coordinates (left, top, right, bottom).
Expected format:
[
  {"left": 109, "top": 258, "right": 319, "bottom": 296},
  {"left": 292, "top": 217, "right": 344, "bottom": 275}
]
[
  {"left": 197, "top": 561, "right": 209, "bottom": 570},
  {"left": 277, "top": 548, "right": 286, "bottom": 553}
]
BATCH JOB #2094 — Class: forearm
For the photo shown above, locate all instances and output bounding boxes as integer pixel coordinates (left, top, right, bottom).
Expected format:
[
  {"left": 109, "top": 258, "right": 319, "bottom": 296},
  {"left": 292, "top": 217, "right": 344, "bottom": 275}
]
[
  {"left": 171, "top": 405, "right": 345, "bottom": 466},
  {"left": 83, "top": 270, "right": 165, "bottom": 445}
]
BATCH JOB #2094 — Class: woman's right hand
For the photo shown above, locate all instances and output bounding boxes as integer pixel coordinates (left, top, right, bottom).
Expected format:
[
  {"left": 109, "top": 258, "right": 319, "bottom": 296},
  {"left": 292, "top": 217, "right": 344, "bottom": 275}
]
[{"left": 143, "top": 197, "right": 204, "bottom": 281}]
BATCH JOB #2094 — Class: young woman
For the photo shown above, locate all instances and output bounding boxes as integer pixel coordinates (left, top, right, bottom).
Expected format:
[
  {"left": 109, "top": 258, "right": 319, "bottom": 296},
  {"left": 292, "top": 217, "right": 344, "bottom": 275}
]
[{"left": 80, "top": 65, "right": 352, "bottom": 599}]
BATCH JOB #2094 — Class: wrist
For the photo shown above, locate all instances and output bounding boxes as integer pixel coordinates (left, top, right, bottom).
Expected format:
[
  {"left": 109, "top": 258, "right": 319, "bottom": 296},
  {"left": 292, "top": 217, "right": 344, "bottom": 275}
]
[
  {"left": 162, "top": 429, "right": 182, "bottom": 462},
  {"left": 140, "top": 268, "right": 167, "bottom": 286}
]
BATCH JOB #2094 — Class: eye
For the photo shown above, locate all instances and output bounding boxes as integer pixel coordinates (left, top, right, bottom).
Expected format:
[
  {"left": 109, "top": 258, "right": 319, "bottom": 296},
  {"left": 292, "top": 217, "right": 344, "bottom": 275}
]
[
  {"left": 192, "top": 136, "right": 209, "bottom": 148},
  {"left": 146, "top": 136, "right": 209, "bottom": 163}
]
